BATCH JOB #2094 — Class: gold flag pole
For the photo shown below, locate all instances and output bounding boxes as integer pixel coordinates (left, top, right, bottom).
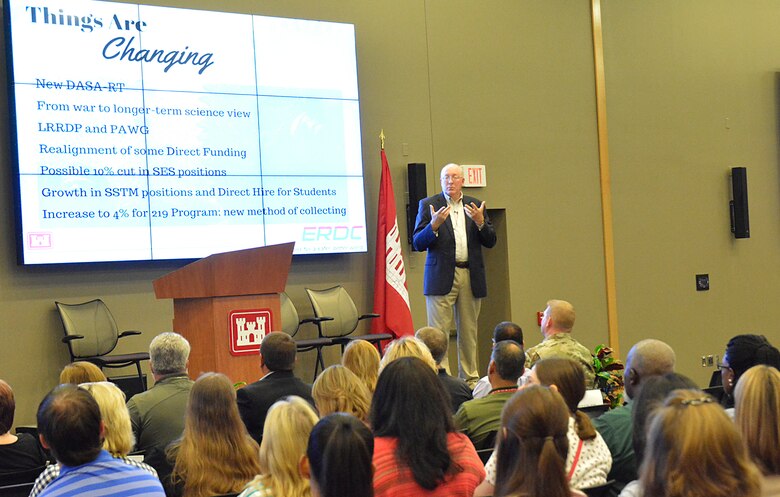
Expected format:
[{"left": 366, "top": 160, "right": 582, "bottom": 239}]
[{"left": 379, "top": 129, "right": 385, "bottom": 150}]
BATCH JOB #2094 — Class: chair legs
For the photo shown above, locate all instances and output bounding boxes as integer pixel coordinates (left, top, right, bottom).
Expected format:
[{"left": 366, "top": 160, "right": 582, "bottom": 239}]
[
  {"left": 133, "top": 361, "right": 146, "bottom": 392},
  {"left": 313, "top": 348, "right": 326, "bottom": 381}
]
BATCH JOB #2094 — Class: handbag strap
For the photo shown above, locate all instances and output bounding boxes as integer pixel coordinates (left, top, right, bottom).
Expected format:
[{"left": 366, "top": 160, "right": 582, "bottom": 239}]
[{"left": 567, "top": 438, "right": 584, "bottom": 481}]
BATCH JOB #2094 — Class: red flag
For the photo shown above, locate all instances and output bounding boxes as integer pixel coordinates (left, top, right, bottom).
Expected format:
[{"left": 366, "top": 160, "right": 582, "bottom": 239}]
[{"left": 372, "top": 148, "right": 414, "bottom": 337}]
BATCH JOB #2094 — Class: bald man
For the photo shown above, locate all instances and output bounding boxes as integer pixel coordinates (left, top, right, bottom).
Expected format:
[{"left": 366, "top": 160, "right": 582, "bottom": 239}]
[
  {"left": 412, "top": 163, "right": 496, "bottom": 387},
  {"left": 593, "top": 339, "right": 676, "bottom": 496},
  {"left": 524, "top": 299, "right": 595, "bottom": 388}
]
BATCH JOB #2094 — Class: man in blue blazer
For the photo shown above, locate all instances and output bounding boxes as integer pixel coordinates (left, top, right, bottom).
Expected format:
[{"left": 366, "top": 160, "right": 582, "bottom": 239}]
[{"left": 413, "top": 163, "right": 497, "bottom": 386}]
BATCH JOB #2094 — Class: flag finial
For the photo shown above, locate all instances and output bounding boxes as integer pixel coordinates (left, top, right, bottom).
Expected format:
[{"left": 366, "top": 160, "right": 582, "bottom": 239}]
[{"left": 380, "top": 129, "right": 385, "bottom": 150}]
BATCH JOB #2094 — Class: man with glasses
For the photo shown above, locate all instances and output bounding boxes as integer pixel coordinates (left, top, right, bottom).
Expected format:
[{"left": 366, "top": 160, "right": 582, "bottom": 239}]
[{"left": 413, "top": 163, "right": 497, "bottom": 387}]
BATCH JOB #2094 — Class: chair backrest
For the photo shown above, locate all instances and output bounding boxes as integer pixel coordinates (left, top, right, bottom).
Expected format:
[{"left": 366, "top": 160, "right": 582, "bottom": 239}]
[
  {"left": 0, "top": 465, "right": 46, "bottom": 486},
  {"left": 475, "top": 448, "right": 493, "bottom": 465},
  {"left": 581, "top": 403, "right": 610, "bottom": 419},
  {"left": 279, "top": 292, "right": 300, "bottom": 336},
  {"left": 55, "top": 299, "right": 119, "bottom": 358},
  {"left": 305, "top": 286, "right": 359, "bottom": 337},
  {"left": 582, "top": 480, "right": 616, "bottom": 497},
  {"left": 0, "top": 481, "right": 35, "bottom": 497}
]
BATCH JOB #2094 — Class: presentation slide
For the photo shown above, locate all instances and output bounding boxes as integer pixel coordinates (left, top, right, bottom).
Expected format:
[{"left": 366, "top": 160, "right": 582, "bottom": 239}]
[{"left": 5, "top": 0, "right": 367, "bottom": 264}]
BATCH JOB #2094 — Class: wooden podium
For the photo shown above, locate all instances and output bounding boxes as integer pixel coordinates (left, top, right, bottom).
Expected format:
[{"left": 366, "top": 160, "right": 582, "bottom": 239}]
[{"left": 153, "top": 242, "right": 294, "bottom": 384}]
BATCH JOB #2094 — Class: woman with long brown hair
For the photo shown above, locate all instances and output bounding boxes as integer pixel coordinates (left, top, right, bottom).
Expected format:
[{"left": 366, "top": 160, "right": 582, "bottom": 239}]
[
  {"left": 641, "top": 389, "right": 760, "bottom": 497},
  {"left": 531, "top": 358, "right": 611, "bottom": 488},
  {"left": 494, "top": 385, "right": 584, "bottom": 497},
  {"left": 478, "top": 357, "right": 611, "bottom": 496},
  {"left": 169, "top": 373, "right": 261, "bottom": 497}
]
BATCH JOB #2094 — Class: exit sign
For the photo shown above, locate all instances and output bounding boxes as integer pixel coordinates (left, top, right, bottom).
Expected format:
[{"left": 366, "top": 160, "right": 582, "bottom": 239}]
[{"left": 462, "top": 164, "right": 486, "bottom": 187}]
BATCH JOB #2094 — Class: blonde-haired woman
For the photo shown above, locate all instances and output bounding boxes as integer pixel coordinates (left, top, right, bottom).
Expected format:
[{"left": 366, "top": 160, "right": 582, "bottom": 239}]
[
  {"left": 170, "top": 372, "right": 261, "bottom": 497},
  {"left": 30, "top": 381, "right": 156, "bottom": 497},
  {"left": 342, "top": 340, "right": 381, "bottom": 394},
  {"left": 312, "top": 365, "right": 371, "bottom": 423},
  {"left": 379, "top": 336, "right": 437, "bottom": 373},
  {"left": 735, "top": 365, "right": 780, "bottom": 495},
  {"left": 640, "top": 389, "right": 760, "bottom": 497},
  {"left": 240, "top": 396, "right": 319, "bottom": 497},
  {"left": 59, "top": 361, "right": 107, "bottom": 384}
]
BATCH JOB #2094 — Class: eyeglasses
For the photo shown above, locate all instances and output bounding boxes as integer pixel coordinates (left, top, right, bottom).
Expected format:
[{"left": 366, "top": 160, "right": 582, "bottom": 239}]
[
  {"left": 441, "top": 175, "right": 462, "bottom": 182},
  {"left": 717, "top": 361, "right": 731, "bottom": 372}
]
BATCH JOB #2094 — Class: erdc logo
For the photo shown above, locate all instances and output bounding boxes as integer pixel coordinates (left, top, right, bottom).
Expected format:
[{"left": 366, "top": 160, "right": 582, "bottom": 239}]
[{"left": 301, "top": 225, "right": 364, "bottom": 242}]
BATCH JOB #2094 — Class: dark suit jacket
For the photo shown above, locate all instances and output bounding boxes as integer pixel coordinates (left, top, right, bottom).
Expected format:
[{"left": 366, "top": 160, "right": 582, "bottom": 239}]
[
  {"left": 236, "top": 370, "right": 314, "bottom": 444},
  {"left": 412, "top": 192, "right": 497, "bottom": 297}
]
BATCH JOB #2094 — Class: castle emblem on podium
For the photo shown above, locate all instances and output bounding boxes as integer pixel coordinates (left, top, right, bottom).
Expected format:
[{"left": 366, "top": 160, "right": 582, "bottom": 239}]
[{"left": 229, "top": 309, "right": 273, "bottom": 356}]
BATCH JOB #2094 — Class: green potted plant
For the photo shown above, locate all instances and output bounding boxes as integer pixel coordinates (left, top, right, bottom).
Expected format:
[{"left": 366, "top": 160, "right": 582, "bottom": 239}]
[{"left": 592, "top": 344, "right": 624, "bottom": 409}]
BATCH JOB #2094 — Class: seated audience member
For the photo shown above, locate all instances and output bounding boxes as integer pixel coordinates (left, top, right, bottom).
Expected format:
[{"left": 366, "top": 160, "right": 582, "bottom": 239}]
[
  {"left": 305, "top": 413, "right": 375, "bottom": 497},
  {"left": 0, "top": 379, "right": 47, "bottom": 472},
  {"left": 533, "top": 357, "right": 611, "bottom": 488},
  {"left": 126, "top": 332, "right": 193, "bottom": 480},
  {"left": 312, "top": 365, "right": 371, "bottom": 423},
  {"left": 734, "top": 365, "right": 780, "bottom": 496},
  {"left": 479, "top": 357, "right": 611, "bottom": 496},
  {"left": 618, "top": 373, "right": 698, "bottom": 497},
  {"left": 639, "top": 389, "right": 761, "bottom": 497},
  {"left": 378, "top": 336, "right": 437, "bottom": 373},
  {"left": 59, "top": 361, "right": 107, "bottom": 384},
  {"left": 524, "top": 300, "right": 596, "bottom": 388},
  {"left": 240, "top": 396, "right": 319, "bottom": 497},
  {"left": 472, "top": 321, "right": 525, "bottom": 399},
  {"left": 720, "top": 334, "right": 780, "bottom": 410},
  {"left": 31, "top": 381, "right": 157, "bottom": 497},
  {"left": 370, "top": 357, "right": 485, "bottom": 497},
  {"left": 169, "top": 373, "right": 260, "bottom": 497},
  {"left": 36, "top": 384, "right": 164, "bottom": 497},
  {"left": 493, "top": 385, "right": 586, "bottom": 497},
  {"left": 237, "top": 332, "right": 315, "bottom": 444},
  {"left": 594, "top": 339, "right": 675, "bottom": 496},
  {"left": 454, "top": 341, "right": 524, "bottom": 449},
  {"left": 415, "top": 326, "right": 473, "bottom": 413},
  {"left": 342, "top": 339, "right": 381, "bottom": 394}
]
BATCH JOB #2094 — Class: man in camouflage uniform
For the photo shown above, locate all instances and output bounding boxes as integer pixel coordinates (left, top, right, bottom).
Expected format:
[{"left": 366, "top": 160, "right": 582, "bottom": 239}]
[{"left": 524, "top": 299, "right": 595, "bottom": 387}]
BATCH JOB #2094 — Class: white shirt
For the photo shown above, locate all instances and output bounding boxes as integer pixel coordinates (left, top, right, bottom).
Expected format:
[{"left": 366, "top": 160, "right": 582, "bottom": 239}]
[
  {"left": 484, "top": 416, "right": 612, "bottom": 489},
  {"left": 444, "top": 193, "right": 468, "bottom": 262}
]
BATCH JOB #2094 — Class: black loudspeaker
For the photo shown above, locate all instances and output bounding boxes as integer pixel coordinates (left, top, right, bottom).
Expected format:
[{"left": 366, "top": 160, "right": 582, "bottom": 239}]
[
  {"left": 407, "top": 163, "right": 427, "bottom": 245},
  {"left": 730, "top": 167, "right": 750, "bottom": 239}
]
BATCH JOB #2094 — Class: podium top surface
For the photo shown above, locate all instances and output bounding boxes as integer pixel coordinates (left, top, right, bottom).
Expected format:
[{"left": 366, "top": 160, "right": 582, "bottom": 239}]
[{"left": 153, "top": 243, "right": 294, "bottom": 299}]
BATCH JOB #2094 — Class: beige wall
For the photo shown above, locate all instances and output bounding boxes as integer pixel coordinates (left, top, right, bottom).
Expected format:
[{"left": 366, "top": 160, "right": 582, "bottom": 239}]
[
  {"left": 602, "top": 0, "right": 780, "bottom": 385},
  {"left": 1, "top": 0, "right": 779, "bottom": 426}
]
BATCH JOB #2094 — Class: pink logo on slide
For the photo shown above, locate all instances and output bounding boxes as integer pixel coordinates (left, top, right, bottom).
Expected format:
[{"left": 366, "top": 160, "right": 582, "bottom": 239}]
[
  {"left": 28, "top": 233, "right": 52, "bottom": 249},
  {"left": 229, "top": 309, "right": 272, "bottom": 356}
]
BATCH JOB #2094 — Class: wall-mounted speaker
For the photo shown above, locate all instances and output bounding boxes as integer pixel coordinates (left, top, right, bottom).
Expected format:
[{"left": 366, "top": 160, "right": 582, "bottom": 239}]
[
  {"left": 730, "top": 167, "right": 750, "bottom": 239},
  {"left": 407, "top": 163, "right": 427, "bottom": 245}
]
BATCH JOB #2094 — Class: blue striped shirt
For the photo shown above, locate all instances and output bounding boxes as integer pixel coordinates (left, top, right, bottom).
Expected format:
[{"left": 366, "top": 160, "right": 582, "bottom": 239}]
[{"left": 39, "top": 450, "right": 164, "bottom": 497}]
